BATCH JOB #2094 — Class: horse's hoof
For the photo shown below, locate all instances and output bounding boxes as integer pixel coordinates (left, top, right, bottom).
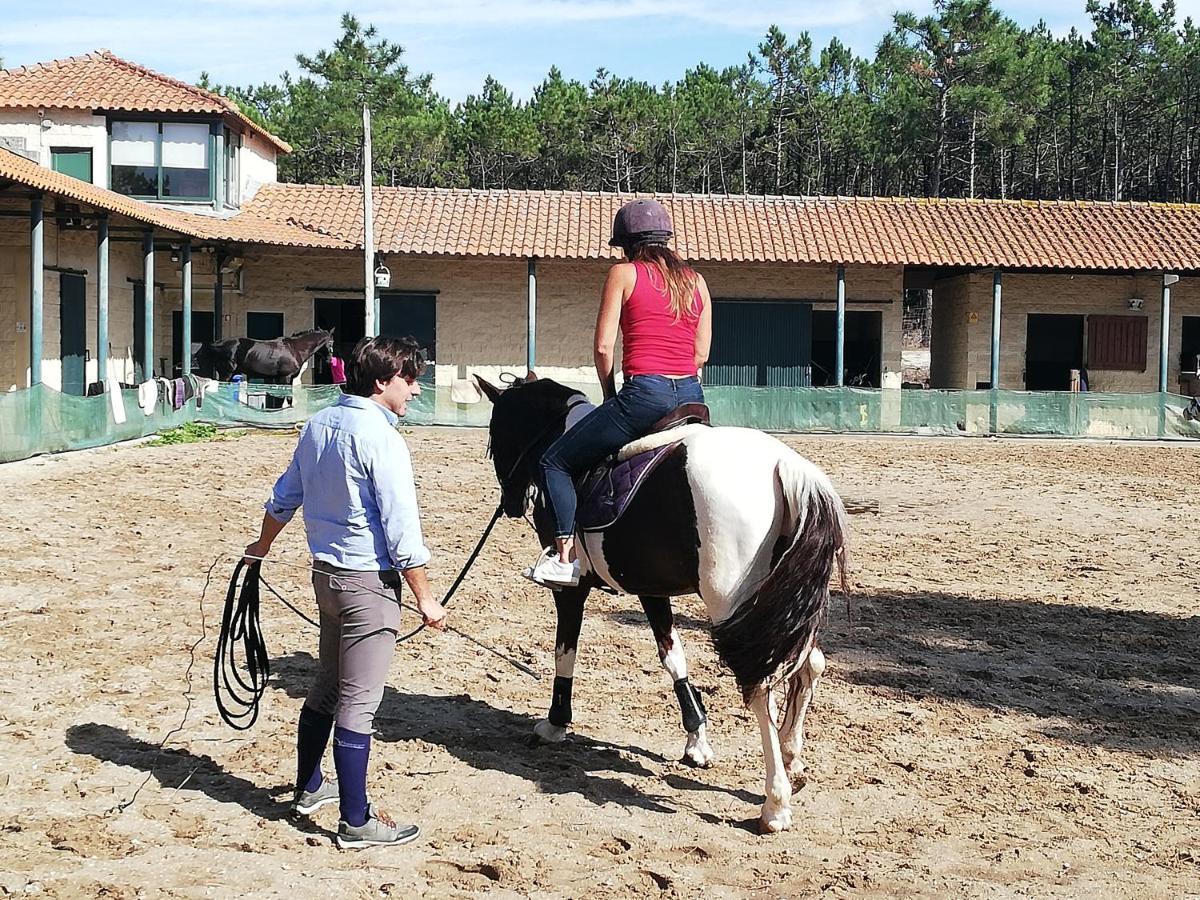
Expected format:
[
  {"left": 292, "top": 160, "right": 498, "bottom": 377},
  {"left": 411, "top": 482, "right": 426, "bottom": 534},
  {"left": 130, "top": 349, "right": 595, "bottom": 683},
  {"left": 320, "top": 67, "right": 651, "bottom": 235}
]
[
  {"left": 532, "top": 718, "right": 567, "bottom": 744},
  {"left": 758, "top": 807, "right": 793, "bottom": 834},
  {"left": 682, "top": 732, "right": 716, "bottom": 768}
]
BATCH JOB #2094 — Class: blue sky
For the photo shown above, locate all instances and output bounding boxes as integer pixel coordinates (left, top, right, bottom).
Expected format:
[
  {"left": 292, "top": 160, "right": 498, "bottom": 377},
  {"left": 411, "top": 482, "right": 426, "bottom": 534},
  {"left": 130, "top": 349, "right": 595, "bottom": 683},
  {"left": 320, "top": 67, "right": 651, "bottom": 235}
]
[{"left": 4, "top": 1, "right": 1200, "bottom": 103}]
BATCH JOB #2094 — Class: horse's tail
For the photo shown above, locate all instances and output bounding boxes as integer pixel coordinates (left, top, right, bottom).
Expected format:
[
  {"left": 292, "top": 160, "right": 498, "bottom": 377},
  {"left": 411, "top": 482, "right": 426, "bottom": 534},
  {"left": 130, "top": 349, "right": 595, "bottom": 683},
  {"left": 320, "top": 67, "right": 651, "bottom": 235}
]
[{"left": 710, "top": 454, "right": 848, "bottom": 703}]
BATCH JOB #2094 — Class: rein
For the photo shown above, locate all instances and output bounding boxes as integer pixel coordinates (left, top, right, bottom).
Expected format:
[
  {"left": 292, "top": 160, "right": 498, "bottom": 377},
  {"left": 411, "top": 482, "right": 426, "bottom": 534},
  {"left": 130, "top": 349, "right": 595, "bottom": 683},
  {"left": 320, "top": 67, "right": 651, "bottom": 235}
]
[{"left": 213, "top": 501, "right": 529, "bottom": 731}]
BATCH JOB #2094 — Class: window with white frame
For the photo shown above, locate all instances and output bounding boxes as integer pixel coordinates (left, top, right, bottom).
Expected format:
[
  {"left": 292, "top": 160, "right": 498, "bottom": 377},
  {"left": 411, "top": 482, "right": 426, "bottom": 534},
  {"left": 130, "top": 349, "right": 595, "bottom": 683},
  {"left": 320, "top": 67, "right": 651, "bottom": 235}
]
[{"left": 110, "top": 120, "right": 213, "bottom": 201}]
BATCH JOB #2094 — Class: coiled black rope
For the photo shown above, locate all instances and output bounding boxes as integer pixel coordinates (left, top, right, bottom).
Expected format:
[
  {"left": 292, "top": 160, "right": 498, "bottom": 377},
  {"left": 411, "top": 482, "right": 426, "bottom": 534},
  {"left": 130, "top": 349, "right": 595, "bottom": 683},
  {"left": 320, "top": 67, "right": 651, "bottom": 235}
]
[{"left": 213, "top": 560, "right": 271, "bottom": 730}]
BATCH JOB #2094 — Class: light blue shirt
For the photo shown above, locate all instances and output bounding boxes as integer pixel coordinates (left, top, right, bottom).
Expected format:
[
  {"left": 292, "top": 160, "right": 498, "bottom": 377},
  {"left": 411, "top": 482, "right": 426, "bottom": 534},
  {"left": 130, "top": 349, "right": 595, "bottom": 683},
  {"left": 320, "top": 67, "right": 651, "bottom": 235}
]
[{"left": 265, "top": 394, "right": 431, "bottom": 572}]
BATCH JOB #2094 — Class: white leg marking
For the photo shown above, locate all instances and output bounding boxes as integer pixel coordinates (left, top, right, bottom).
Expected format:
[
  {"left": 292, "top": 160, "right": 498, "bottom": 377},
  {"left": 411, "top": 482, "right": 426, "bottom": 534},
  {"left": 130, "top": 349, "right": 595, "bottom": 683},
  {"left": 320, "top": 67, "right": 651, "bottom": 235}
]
[
  {"left": 660, "top": 628, "right": 687, "bottom": 680},
  {"left": 751, "top": 687, "right": 792, "bottom": 833},
  {"left": 684, "top": 723, "right": 715, "bottom": 768},
  {"left": 555, "top": 647, "right": 577, "bottom": 678},
  {"left": 780, "top": 646, "right": 825, "bottom": 786}
]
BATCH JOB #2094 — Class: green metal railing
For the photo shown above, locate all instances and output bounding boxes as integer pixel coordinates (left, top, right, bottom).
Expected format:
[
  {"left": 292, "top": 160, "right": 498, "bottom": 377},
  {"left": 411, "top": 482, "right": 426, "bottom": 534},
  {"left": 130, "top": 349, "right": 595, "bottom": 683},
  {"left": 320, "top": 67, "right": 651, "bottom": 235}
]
[{"left": 2, "top": 382, "right": 1197, "bottom": 465}]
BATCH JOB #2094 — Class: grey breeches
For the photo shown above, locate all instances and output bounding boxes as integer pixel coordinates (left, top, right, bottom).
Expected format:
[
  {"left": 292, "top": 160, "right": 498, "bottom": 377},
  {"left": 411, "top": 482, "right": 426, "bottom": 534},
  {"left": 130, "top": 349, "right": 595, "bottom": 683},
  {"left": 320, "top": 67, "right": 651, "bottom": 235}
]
[{"left": 306, "top": 562, "right": 403, "bottom": 734}]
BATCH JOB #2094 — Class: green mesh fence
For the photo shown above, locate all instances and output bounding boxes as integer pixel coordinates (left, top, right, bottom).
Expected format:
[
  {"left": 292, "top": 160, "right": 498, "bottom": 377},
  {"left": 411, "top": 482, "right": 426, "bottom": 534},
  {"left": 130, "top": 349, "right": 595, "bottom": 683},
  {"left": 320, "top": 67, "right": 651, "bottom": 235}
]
[{"left": 2, "top": 381, "right": 1197, "bottom": 464}]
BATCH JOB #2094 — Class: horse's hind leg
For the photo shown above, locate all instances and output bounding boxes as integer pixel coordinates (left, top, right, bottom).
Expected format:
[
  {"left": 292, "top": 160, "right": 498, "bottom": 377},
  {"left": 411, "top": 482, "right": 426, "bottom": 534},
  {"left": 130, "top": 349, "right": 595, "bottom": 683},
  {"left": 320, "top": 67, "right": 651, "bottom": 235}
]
[
  {"left": 779, "top": 645, "right": 826, "bottom": 788},
  {"left": 750, "top": 686, "right": 793, "bottom": 833},
  {"left": 638, "top": 595, "right": 714, "bottom": 768},
  {"left": 533, "top": 585, "right": 588, "bottom": 744}
]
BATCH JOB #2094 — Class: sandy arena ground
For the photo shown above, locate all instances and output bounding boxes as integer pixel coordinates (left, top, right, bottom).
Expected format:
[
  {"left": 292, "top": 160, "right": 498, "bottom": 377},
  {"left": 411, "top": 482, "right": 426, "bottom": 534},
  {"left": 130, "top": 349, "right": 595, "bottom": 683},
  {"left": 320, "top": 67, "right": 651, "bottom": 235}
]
[{"left": 0, "top": 426, "right": 1197, "bottom": 898}]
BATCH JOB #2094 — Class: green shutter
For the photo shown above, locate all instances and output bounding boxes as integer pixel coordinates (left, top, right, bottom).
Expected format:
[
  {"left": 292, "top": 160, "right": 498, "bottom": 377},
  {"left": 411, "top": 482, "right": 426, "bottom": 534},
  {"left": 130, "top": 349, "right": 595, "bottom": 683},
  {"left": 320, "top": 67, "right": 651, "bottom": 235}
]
[{"left": 51, "top": 149, "right": 93, "bottom": 183}]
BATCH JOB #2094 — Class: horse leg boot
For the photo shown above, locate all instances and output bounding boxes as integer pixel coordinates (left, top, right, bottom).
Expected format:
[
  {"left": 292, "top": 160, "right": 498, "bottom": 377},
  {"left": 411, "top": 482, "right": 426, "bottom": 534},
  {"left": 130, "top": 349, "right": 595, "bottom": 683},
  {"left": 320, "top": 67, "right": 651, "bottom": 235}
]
[
  {"left": 750, "top": 686, "right": 793, "bottom": 833},
  {"left": 534, "top": 585, "right": 587, "bottom": 744},
  {"left": 779, "top": 645, "right": 826, "bottom": 788},
  {"left": 638, "top": 595, "right": 714, "bottom": 768}
]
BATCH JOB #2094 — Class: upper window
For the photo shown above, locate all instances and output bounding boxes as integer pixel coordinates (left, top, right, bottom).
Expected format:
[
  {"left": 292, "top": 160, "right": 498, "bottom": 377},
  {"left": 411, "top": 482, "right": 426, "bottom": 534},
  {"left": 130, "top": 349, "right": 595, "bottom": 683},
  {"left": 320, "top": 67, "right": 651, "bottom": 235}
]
[{"left": 110, "top": 120, "right": 212, "bottom": 201}]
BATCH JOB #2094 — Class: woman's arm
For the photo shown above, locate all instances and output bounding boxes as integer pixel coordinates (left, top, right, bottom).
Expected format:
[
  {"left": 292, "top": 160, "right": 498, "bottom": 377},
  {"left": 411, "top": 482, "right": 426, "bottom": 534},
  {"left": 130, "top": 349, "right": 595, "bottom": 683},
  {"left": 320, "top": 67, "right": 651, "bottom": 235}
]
[
  {"left": 693, "top": 273, "right": 713, "bottom": 375},
  {"left": 595, "top": 264, "right": 632, "bottom": 400}
]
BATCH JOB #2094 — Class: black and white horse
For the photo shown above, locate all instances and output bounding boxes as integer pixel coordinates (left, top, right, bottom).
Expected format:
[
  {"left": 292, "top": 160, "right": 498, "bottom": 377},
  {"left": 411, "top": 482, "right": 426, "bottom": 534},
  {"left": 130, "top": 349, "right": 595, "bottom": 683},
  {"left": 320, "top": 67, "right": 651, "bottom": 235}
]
[
  {"left": 194, "top": 328, "right": 334, "bottom": 383},
  {"left": 477, "top": 374, "right": 848, "bottom": 832}
]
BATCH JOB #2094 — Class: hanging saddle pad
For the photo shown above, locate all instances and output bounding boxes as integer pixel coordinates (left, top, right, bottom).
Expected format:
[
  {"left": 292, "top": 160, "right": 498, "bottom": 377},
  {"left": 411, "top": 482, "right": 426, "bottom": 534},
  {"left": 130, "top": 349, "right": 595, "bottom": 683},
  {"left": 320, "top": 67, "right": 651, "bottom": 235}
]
[{"left": 576, "top": 442, "right": 679, "bottom": 532}]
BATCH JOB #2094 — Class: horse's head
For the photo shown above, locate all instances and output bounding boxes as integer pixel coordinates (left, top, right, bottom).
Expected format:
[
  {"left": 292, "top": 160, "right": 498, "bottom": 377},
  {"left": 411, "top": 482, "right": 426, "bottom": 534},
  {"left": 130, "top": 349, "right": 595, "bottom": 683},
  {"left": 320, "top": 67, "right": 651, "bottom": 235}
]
[
  {"left": 1186, "top": 397, "right": 1200, "bottom": 422},
  {"left": 476, "top": 372, "right": 582, "bottom": 518}
]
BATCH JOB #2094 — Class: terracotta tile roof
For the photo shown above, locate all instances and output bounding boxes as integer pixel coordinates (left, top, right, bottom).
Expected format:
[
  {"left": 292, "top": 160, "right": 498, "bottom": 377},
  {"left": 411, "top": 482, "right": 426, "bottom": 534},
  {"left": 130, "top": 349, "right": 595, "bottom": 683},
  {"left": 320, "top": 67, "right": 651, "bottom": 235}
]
[
  {"left": 0, "top": 51, "right": 290, "bottom": 153},
  {"left": 0, "top": 148, "right": 350, "bottom": 249},
  {"left": 243, "top": 184, "right": 1200, "bottom": 272},
  {"left": 8, "top": 146, "right": 1200, "bottom": 272}
]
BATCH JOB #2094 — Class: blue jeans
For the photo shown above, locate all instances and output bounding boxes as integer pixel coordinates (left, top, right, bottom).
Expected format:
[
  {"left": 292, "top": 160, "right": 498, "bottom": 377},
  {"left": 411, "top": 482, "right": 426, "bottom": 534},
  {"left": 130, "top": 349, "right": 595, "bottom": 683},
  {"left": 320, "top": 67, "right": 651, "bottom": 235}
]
[{"left": 541, "top": 375, "right": 704, "bottom": 539}]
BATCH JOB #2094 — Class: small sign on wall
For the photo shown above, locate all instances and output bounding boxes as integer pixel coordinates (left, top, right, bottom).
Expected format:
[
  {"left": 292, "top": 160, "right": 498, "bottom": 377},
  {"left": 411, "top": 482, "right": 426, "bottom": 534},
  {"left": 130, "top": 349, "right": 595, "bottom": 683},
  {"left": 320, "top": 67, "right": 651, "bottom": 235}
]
[{"left": 16, "top": 322, "right": 26, "bottom": 333}]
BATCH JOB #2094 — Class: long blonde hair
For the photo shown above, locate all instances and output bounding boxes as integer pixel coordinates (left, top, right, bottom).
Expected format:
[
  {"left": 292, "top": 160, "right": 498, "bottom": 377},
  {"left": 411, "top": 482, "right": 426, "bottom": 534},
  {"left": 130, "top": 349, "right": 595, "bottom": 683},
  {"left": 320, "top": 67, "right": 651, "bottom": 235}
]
[{"left": 628, "top": 243, "right": 699, "bottom": 321}]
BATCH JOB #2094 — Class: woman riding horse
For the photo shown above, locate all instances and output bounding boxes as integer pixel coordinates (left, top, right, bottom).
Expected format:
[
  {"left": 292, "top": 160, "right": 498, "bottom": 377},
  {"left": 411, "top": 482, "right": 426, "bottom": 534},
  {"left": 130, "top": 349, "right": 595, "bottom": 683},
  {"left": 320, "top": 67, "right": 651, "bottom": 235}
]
[{"left": 527, "top": 199, "right": 713, "bottom": 588}]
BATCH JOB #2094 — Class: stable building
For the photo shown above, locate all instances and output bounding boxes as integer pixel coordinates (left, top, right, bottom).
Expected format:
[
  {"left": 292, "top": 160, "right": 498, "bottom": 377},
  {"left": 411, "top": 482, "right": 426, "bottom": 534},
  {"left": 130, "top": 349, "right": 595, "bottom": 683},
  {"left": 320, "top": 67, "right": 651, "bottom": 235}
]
[{"left": 2, "top": 51, "right": 1200, "bottom": 405}]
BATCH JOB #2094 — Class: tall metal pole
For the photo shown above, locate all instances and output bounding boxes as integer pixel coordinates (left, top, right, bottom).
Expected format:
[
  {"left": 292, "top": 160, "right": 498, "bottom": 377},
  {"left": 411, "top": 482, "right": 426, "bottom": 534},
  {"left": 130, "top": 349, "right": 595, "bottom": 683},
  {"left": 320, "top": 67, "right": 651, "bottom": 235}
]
[
  {"left": 181, "top": 242, "right": 193, "bottom": 376},
  {"left": 835, "top": 264, "right": 846, "bottom": 387},
  {"left": 143, "top": 230, "right": 155, "bottom": 380},
  {"left": 527, "top": 258, "right": 537, "bottom": 372},
  {"left": 97, "top": 215, "right": 109, "bottom": 384},
  {"left": 362, "top": 103, "right": 378, "bottom": 337},
  {"left": 29, "top": 196, "right": 44, "bottom": 386},
  {"left": 990, "top": 270, "right": 1003, "bottom": 389},
  {"left": 1160, "top": 273, "right": 1179, "bottom": 393}
]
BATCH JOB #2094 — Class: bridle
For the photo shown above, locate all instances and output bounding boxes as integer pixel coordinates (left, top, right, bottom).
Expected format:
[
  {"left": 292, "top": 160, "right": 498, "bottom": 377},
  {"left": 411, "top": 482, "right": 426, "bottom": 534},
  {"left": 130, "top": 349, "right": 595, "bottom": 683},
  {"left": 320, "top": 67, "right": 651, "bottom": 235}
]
[{"left": 493, "top": 391, "right": 589, "bottom": 505}]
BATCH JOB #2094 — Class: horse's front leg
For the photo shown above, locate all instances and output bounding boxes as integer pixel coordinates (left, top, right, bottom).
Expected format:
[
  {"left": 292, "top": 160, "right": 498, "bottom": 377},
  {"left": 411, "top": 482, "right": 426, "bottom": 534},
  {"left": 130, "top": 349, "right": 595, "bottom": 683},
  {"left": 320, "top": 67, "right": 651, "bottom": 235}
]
[
  {"left": 779, "top": 645, "right": 826, "bottom": 788},
  {"left": 638, "top": 595, "right": 714, "bottom": 768},
  {"left": 750, "top": 686, "right": 792, "bottom": 833},
  {"left": 533, "top": 584, "right": 588, "bottom": 744}
]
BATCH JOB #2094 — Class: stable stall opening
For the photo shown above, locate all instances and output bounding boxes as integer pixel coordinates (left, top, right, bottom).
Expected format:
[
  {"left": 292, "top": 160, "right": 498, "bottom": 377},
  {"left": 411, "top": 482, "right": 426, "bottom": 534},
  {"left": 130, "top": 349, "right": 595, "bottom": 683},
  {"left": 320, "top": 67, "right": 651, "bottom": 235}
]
[
  {"left": 380, "top": 292, "right": 437, "bottom": 363},
  {"left": 171, "top": 310, "right": 215, "bottom": 377},
  {"left": 313, "top": 298, "right": 365, "bottom": 384},
  {"left": 1025, "top": 314, "right": 1084, "bottom": 390},
  {"left": 812, "top": 310, "right": 882, "bottom": 387},
  {"left": 59, "top": 273, "right": 87, "bottom": 395},
  {"left": 1181, "top": 316, "right": 1200, "bottom": 374}
]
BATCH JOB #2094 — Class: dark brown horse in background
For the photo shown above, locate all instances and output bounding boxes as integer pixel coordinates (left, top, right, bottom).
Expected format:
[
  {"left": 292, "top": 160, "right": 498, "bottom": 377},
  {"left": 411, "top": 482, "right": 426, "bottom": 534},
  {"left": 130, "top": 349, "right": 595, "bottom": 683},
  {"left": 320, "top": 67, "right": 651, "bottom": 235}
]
[{"left": 194, "top": 329, "right": 334, "bottom": 383}]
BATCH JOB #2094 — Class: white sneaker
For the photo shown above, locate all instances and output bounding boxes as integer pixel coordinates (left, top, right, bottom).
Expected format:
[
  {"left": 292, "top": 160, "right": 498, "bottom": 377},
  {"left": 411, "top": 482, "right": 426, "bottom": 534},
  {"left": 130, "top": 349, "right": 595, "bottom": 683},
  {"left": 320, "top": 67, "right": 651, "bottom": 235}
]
[{"left": 523, "top": 549, "right": 580, "bottom": 587}]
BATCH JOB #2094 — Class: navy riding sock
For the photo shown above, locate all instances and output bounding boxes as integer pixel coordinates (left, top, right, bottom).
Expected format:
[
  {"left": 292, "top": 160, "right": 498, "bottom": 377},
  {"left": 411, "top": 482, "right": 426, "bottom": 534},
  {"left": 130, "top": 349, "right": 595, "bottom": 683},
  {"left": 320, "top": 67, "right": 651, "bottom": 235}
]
[
  {"left": 296, "top": 706, "right": 333, "bottom": 794},
  {"left": 332, "top": 726, "right": 372, "bottom": 827}
]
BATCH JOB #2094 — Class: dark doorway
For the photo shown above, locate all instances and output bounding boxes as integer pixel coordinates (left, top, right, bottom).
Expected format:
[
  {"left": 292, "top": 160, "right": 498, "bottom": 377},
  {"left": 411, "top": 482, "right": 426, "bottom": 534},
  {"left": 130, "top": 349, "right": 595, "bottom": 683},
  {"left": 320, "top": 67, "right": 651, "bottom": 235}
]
[
  {"left": 59, "top": 273, "right": 87, "bottom": 395},
  {"left": 812, "top": 310, "right": 883, "bottom": 387},
  {"left": 1025, "top": 314, "right": 1084, "bottom": 390},
  {"left": 246, "top": 311, "right": 284, "bottom": 341},
  {"left": 1181, "top": 316, "right": 1200, "bottom": 374},
  {"left": 133, "top": 282, "right": 146, "bottom": 382},
  {"left": 313, "top": 298, "right": 365, "bottom": 384},
  {"left": 380, "top": 293, "right": 436, "bottom": 361},
  {"left": 172, "top": 310, "right": 215, "bottom": 376},
  {"left": 707, "top": 300, "right": 812, "bottom": 386}
]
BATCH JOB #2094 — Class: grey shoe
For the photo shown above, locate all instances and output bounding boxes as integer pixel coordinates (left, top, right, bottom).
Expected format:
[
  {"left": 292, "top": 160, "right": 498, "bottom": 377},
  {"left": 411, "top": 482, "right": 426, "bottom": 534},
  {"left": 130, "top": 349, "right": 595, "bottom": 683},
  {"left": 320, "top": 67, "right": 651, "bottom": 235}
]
[
  {"left": 291, "top": 777, "right": 339, "bottom": 816},
  {"left": 336, "top": 804, "right": 421, "bottom": 850}
]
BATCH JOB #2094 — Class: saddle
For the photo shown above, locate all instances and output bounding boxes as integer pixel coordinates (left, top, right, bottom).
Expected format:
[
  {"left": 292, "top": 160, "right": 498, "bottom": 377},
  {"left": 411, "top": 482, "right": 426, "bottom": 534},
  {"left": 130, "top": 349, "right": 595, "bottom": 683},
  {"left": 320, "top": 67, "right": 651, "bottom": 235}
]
[{"left": 575, "top": 403, "right": 710, "bottom": 532}]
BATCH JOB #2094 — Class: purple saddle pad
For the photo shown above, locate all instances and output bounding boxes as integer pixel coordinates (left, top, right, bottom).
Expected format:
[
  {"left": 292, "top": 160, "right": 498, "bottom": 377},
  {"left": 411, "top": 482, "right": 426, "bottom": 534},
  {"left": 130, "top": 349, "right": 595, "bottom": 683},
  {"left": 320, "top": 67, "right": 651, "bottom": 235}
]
[{"left": 576, "top": 442, "right": 678, "bottom": 532}]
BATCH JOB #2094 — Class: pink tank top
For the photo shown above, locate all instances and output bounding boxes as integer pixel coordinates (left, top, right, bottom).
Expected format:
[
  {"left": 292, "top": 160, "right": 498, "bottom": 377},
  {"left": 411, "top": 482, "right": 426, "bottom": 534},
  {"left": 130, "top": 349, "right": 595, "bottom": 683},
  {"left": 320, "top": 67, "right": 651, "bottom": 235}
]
[{"left": 619, "top": 261, "right": 702, "bottom": 378}]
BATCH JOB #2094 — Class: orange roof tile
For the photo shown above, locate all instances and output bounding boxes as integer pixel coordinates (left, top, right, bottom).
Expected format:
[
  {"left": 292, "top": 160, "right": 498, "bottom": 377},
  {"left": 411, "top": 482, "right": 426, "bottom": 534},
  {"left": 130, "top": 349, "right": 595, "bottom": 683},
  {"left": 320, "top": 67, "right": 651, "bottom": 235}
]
[
  {"left": 0, "top": 51, "right": 290, "bottom": 153},
  {"left": 242, "top": 184, "right": 1200, "bottom": 272},
  {"left": 9, "top": 145, "right": 1200, "bottom": 272}
]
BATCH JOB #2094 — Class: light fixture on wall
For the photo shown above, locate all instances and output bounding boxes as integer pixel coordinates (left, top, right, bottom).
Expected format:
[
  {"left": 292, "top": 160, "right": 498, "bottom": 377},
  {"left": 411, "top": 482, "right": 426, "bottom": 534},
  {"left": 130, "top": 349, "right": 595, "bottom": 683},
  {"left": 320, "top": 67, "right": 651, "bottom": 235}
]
[{"left": 1128, "top": 297, "right": 1144, "bottom": 311}]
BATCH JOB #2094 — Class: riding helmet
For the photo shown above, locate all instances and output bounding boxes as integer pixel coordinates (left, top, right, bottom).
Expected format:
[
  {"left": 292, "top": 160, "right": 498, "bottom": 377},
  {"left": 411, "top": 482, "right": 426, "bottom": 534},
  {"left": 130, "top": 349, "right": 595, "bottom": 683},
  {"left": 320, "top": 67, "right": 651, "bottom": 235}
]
[{"left": 609, "top": 199, "right": 673, "bottom": 247}]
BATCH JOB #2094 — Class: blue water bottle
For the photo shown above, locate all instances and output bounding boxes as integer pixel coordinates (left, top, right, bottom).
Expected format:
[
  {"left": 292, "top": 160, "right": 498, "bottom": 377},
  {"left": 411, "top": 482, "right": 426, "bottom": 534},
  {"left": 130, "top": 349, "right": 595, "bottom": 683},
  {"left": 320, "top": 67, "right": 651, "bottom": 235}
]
[{"left": 230, "top": 374, "right": 245, "bottom": 402}]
